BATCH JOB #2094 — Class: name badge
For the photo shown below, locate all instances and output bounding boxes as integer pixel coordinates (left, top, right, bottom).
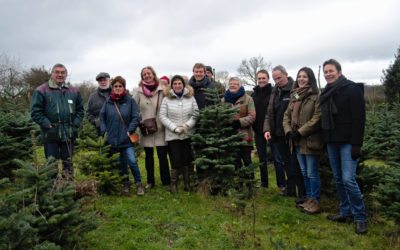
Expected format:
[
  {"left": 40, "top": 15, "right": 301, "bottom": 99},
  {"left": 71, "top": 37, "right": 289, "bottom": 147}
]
[{"left": 68, "top": 99, "right": 73, "bottom": 104}]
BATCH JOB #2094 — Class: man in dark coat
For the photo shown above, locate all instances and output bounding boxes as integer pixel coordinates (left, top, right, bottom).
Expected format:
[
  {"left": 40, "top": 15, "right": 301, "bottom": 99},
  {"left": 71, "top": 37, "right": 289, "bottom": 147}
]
[
  {"left": 321, "top": 59, "right": 367, "bottom": 235},
  {"left": 31, "top": 63, "right": 84, "bottom": 179},
  {"left": 189, "top": 63, "right": 217, "bottom": 109},
  {"left": 87, "top": 72, "right": 111, "bottom": 134},
  {"left": 263, "top": 65, "right": 305, "bottom": 198}
]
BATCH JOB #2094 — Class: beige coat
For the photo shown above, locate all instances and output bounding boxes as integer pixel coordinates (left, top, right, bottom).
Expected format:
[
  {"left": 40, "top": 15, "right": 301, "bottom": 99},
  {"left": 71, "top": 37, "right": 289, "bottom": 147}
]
[
  {"left": 133, "top": 84, "right": 167, "bottom": 147},
  {"left": 283, "top": 91, "right": 323, "bottom": 155}
]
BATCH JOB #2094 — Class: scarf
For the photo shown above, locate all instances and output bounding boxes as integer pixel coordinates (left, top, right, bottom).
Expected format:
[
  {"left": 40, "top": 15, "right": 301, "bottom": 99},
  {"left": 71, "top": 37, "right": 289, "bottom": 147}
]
[
  {"left": 189, "top": 76, "right": 210, "bottom": 89},
  {"left": 320, "top": 75, "right": 350, "bottom": 130},
  {"left": 290, "top": 86, "right": 311, "bottom": 130},
  {"left": 110, "top": 90, "right": 126, "bottom": 102},
  {"left": 141, "top": 81, "right": 159, "bottom": 97},
  {"left": 224, "top": 86, "right": 245, "bottom": 104}
]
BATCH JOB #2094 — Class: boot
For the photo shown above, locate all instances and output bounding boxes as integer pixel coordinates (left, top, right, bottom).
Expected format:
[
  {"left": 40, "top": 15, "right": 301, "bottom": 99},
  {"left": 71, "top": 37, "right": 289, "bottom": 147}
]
[
  {"left": 136, "top": 182, "right": 144, "bottom": 196},
  {"left": 302, "top": 198, "right": 321, "bottom": 214},
  {"left": 296, "top": 198, "right": 311, "bottom": 209},
  {"left": 182, "top": 166, "right": 191, "bottom": 192},
  {"left": 170, "top": 169, "right": 178, "bottom": 194},
  {"left": 121, "top": 182, "right": 130, "bottom": 196}
]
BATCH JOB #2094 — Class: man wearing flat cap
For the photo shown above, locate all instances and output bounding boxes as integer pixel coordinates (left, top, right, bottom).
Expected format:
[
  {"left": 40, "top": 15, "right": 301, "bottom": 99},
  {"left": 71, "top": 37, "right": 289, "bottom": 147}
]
[{"left": 87, "top": 72, "right": 111, "bottom": 134}]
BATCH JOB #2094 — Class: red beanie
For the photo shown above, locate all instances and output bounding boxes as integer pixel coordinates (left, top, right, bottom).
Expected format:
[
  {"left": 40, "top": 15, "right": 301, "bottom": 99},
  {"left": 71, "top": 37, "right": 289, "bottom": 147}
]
[{"left": 160, "top": 76, "right": 170, "bottom": 85}]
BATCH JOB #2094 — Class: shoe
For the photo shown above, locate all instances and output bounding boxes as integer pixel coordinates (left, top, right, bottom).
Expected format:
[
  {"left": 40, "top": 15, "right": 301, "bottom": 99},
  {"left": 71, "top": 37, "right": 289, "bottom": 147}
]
[
  {"left": 170, "top": 169, "right": 178, "bottom": 194},
  {"left": 296, "top": 198, "right": 311, "bottom": 209},
  {"left": 355, "top": 222, "right": 368, "bottom": 234},
  {"left": 302, "top": 198, "right": 321, "bottom": 214},
  {"left": 295, "top": 196, "right": 308, "bottom": 205},
  {"left": 327, "top": 213, "right": 353, "bottom": 223},
  {"left": 121, "top": 183, "right": 130, "bottom": 196},
  {"left": 136, "top": 182, "right": 145, "bottom": 196},
  {"left": 145, "top": 183, "right": 154, "bottom": 189}
]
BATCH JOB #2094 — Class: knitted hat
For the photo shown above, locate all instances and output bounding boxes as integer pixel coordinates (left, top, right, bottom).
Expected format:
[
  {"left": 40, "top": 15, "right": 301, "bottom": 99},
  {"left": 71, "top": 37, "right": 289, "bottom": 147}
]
[
  {"left": 160, "top": 76, "right": 170, "bottom": 85},
  {"left": 205, "top": 66, "right": 213, "bottom": 74},
  {"left": 170, "top": 75, "right": 186, "bottom": 87}
]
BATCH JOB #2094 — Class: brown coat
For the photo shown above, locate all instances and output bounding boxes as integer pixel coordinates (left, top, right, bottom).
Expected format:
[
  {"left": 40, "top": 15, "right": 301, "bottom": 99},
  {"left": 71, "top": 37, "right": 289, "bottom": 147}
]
[
  {"left": 222, "top": 94, "right": 256, "bottom": 146},
  {"left": 283, "top": 91, "right": 323, "bottom": 155},
  {"left": 133, "top": 84, "right": 167, "bottom": 147}
]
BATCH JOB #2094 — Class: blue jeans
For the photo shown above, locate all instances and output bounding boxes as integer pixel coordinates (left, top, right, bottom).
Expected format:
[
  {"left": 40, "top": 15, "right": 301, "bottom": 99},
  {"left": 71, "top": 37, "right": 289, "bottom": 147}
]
[
  {"left": 327, "top": 143, "right": 366, "bottom": 222},
  {"left": 118, "top": 147, "right": 141, "bottom": 183},
  {"left": 295, "top": 148, "right": 320, "bottom": 201}
]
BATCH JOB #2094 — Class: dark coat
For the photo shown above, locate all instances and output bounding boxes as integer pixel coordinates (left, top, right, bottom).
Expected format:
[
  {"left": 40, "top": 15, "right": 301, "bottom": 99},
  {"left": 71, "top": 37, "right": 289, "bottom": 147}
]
[
  {"left": 188, "top": 76, "right": 216, "bottom": 109},
  {"left": 263, "top": 77, "right": 294, "bottom": 138},
  {"left": 100, "top": 95, "right": 139, "bottom": 148},
  {"left": 87, "top": 88, "right": 111, "bottom": 130},
  {"left": 251, "top": 84, "right": 272, "bottom": 134},
  {"left": 320, "top": 78, "right": 365, "bottom": 145},
  {"left": 31, "top": 80, "right": 84, "bottom": 142}
]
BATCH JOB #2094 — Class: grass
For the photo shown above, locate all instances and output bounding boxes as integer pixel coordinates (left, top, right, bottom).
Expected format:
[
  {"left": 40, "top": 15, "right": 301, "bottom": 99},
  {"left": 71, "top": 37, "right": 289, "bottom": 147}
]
[{"left": 78, "top": 155, "right": 400, "bottom": 250}]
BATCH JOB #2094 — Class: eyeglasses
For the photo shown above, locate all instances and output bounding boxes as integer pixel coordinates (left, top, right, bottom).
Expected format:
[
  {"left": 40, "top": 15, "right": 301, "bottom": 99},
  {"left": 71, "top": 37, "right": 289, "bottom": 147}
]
[
  {"left": 113, "top": 85, "right": 124, "bottom": 88},
  {"left": 53, "top": 70, "right": 66, "bottom": 75}
]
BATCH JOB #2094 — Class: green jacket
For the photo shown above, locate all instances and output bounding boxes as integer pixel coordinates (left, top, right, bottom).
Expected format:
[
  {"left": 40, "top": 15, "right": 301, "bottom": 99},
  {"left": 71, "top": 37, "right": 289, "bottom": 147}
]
[{"left": 31, "top": 79, "right": 84, "bottom": 142}]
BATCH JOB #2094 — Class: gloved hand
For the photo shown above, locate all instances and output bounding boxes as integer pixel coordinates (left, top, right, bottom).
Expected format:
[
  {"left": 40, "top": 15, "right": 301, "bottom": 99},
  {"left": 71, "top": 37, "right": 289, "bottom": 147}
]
[
  {"left": 232, "top": 120, "right": 241, "bottom": 130},
  {"left": 351, "top": 145, "right": 361, "bottom": 160},
  {"left": 174, "top": 126, "right": 184, "bottom": 134},
  {"left": 291, "top": 131, "right": 301, "bottom": 141}
]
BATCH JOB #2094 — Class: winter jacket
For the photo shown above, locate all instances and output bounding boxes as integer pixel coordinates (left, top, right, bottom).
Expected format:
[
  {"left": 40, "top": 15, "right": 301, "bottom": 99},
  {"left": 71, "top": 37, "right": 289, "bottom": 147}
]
[
  {"left": 222, "top": 93, "right": 256, "bottom": 146},
  {"left": 283, "top": 84, "right": 323, "bottom": 155},
  {"left": 87, "top": 88, "right": 111, "bottom": 130},
  {"left": 133, "top": 84, "right": 167, "bottom": 147},
  {"left": 251, "top": 84, "right": 272, "bottom": 134},
  {"left": 31, "top": 80, "right": 84, "bottom": 143},
  {"left": 159, "top": 86, "right": 199, "bottom": 141},
  {"left": 99, "top": 95, "right": 139, "bottom": 148},
  {"left": 320, "top": 77, "right": 365, "bottom": 145},
  {"left": 263, "top": 77, "right": 294, "bottom": 138},
  {"left": 188, "top": 76, "right": 217, "bottom": 109}
]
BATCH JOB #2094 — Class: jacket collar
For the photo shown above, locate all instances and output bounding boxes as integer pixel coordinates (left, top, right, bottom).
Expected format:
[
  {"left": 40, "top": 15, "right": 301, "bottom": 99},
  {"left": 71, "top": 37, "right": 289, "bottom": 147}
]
[{"left": 48, "top": 79, "right": 70, "bottom": 89}]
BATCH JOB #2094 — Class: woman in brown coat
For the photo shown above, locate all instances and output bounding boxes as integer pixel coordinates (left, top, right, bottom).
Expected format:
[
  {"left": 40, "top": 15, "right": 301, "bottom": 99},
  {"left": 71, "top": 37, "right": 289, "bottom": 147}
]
[
  {"left": 133, "top": 66, "right": 170, "bottom": 188},
  {"left": 283, "top": 67, "right": 323, "bottom": 214}
]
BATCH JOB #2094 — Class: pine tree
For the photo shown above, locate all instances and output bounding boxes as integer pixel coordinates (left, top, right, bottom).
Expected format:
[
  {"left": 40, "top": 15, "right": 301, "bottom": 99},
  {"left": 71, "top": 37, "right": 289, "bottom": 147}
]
[
  {"left": 382, "top": 45, "right": 400, "bottom": 104},
  {"left": 191, "top": 88, "right": 247, "bottom": 194},
  {"left": 0, "top": 145, "right": 97, "bottom": 249}
]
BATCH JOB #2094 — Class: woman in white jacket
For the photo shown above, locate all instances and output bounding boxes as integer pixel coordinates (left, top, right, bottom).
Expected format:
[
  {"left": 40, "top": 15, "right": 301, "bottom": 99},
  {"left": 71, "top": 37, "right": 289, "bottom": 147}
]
[{"left": 159, "top": 75, "right": 199, "bottom": 193}]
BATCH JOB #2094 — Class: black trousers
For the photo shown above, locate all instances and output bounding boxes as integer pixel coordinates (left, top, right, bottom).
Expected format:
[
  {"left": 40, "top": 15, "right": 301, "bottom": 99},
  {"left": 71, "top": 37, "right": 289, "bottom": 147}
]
[
  {"left": 44, "top": 140, "right": 74, "bottom": 179},
  {"left": 144, "top": 146, "right": 170, "bottom": 185},
  {"left": 234, "top": 145, "right": 254, "bottom": 179},
  {"left": 167, "top": 139, "right": 193, "bottom": 171}
]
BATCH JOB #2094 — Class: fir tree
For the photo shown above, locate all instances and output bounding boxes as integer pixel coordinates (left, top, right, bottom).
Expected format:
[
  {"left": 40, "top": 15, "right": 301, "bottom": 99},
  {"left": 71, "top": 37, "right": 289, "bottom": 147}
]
[
  {"left": 382, "top": 45, "right": 400, "bottom": 104},
  {"left": 191, "top": 88, "right": 247, "bottom": 194}
]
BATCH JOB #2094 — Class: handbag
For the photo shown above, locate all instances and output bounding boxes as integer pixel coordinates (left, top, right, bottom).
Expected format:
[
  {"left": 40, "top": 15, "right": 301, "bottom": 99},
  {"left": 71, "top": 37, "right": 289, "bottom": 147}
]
[
  {"left": 139, "top": 92, "right": 160, "bottom": 136},
  {"left": 114, "top": 102, "right": 139, "bottom": 144}
]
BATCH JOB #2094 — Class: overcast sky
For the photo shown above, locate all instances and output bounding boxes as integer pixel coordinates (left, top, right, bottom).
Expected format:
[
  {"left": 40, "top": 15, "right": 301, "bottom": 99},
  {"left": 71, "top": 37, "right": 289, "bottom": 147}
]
[{"left": 1, "top": 0, "right": 399, "bottom": 89}]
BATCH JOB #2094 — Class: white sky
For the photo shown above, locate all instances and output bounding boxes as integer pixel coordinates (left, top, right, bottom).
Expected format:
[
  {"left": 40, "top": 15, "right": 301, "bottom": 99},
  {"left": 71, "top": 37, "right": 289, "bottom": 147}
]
[{"left": 1, "top": 0, "right": 399, "bottom": 89}]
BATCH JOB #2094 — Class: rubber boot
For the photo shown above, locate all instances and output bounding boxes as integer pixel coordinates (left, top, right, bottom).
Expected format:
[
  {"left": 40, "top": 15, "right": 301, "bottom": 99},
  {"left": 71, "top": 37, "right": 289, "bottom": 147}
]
[
  {"left": 182, "top": 166, "right": 191, "bottom": 192},
  {"left": 170, "top": 169, "right": 178, "bottom": 194}
]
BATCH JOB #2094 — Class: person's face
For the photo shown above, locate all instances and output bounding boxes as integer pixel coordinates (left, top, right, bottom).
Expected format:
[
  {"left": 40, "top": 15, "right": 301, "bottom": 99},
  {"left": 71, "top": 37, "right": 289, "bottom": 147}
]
[
  {"left": 97, "top": 78, "right": 110, "bottom": 89},
  {"left": 257, "top": 73, "right": 269, "bottom": 87},
  {"left": 172, "top": 79, "right": 184, "bottom": 93},
  {"left": 142, "top": 68, "right": 155, "bottom": 84},
  {"left": 160, "top": 79, "right": 169, "bottom": 86},
  {"left": 206, "top": 71, "right": 213, "bottom": 80},
  {"left": 228, "top": 79, "right": 240, "bottom": 93},
  {"left": 297, "top": 70, "right": 309, "bottom": 88},
  {"left": 112, "top": 82, "right": 125, "bottom": 95},
  {"left": 51, "top": 66, "right": 67, "bottom": 85},
  {"left": 323, "top": 64, "right": 341, "bottom": 84},
  {"left": 193, "top": 67, "right": 206, "bottom": 81},
  {"left": 272, "top": 70, "right": 288, "bottom": 88}
]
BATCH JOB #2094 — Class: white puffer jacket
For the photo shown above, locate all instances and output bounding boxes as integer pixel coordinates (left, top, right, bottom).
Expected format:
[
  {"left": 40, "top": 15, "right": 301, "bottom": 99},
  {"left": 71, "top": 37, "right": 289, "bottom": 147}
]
[{"left": 159, "top": 86, "right": 199, "bottom": 141}]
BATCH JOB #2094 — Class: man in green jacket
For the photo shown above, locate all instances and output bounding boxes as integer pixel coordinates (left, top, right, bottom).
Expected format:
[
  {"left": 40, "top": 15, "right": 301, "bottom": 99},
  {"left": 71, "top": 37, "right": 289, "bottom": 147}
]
[{"left": 31, "top": 63, "right": 84, "bottom": 180}]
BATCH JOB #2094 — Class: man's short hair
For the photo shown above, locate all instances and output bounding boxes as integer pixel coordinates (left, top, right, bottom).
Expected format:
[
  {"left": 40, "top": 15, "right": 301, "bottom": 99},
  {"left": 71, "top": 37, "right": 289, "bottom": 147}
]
[
  {"left": 192, "top": 63, "right": 206, "bottom": 72},
  {"left": 323, "top": 59, "right": 342, "bottom": 72},
  {"left": 256, "top": 69, "right": 270, "bottom": 79},
  {"left": 272, "top": 65, "right": 287, "bottom": 75},
  {"left": 51, "top": 63, "right": 67, "bottom": 73},
  {"left": 228, "top": 76, "right": 241, "bottom": 84}
]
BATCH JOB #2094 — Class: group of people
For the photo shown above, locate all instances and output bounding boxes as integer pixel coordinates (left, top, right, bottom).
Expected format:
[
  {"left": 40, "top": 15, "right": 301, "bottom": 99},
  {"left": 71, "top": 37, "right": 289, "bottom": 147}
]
[{"left": 30, "top": 59, "right": 367, "bottom": 235}]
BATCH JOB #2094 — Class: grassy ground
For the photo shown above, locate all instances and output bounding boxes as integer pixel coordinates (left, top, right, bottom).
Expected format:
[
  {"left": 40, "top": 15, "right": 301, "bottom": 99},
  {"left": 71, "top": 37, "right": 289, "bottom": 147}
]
[{"left": 78, "top": 155, "right": 399, "bottom": 250}]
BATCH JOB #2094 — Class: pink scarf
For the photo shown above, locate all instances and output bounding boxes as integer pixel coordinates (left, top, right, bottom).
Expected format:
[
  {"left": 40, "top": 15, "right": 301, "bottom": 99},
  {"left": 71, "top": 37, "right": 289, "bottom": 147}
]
[{"left": 141, "top": 81, "right": 159, "bottom": 97}]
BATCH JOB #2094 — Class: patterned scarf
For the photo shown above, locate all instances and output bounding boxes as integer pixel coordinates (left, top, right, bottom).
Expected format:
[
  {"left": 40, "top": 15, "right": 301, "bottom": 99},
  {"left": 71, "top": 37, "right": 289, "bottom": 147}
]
[{"left": 290, "top": 86, "right": 311, "bottom": 130}]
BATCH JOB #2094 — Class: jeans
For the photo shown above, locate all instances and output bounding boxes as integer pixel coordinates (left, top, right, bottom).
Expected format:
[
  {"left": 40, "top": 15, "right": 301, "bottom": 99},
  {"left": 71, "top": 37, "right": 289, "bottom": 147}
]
[
  {"left": 327, "top": 143, "right": 366, "bottom": 222},
  {"left": 254, "top": 132, "right": 269, "bottom": 186},
  {"left": 116, "top": 147, "right": 141, "bottom": 183},
  {"left": 44, "top": 140, "right": 74, "bottom": 178},
  {"left": 144, "top": 146, "right": 170, "bottom": 185},
  {"left": 296, "top": 148, "right": 321, "bottom": 201}
]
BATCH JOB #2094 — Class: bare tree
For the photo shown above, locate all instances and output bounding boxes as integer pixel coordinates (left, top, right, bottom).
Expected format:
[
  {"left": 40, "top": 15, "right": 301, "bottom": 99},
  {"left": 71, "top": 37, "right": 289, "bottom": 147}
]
[
  {"left": 215, "top": 70, "right": 230, "bottom": 88},
  {"left": 237, "top": 55, "right": 271, "bottom": 86},
  {"left": 0, "top": 54, "right": 26, "bottom": 98}
]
